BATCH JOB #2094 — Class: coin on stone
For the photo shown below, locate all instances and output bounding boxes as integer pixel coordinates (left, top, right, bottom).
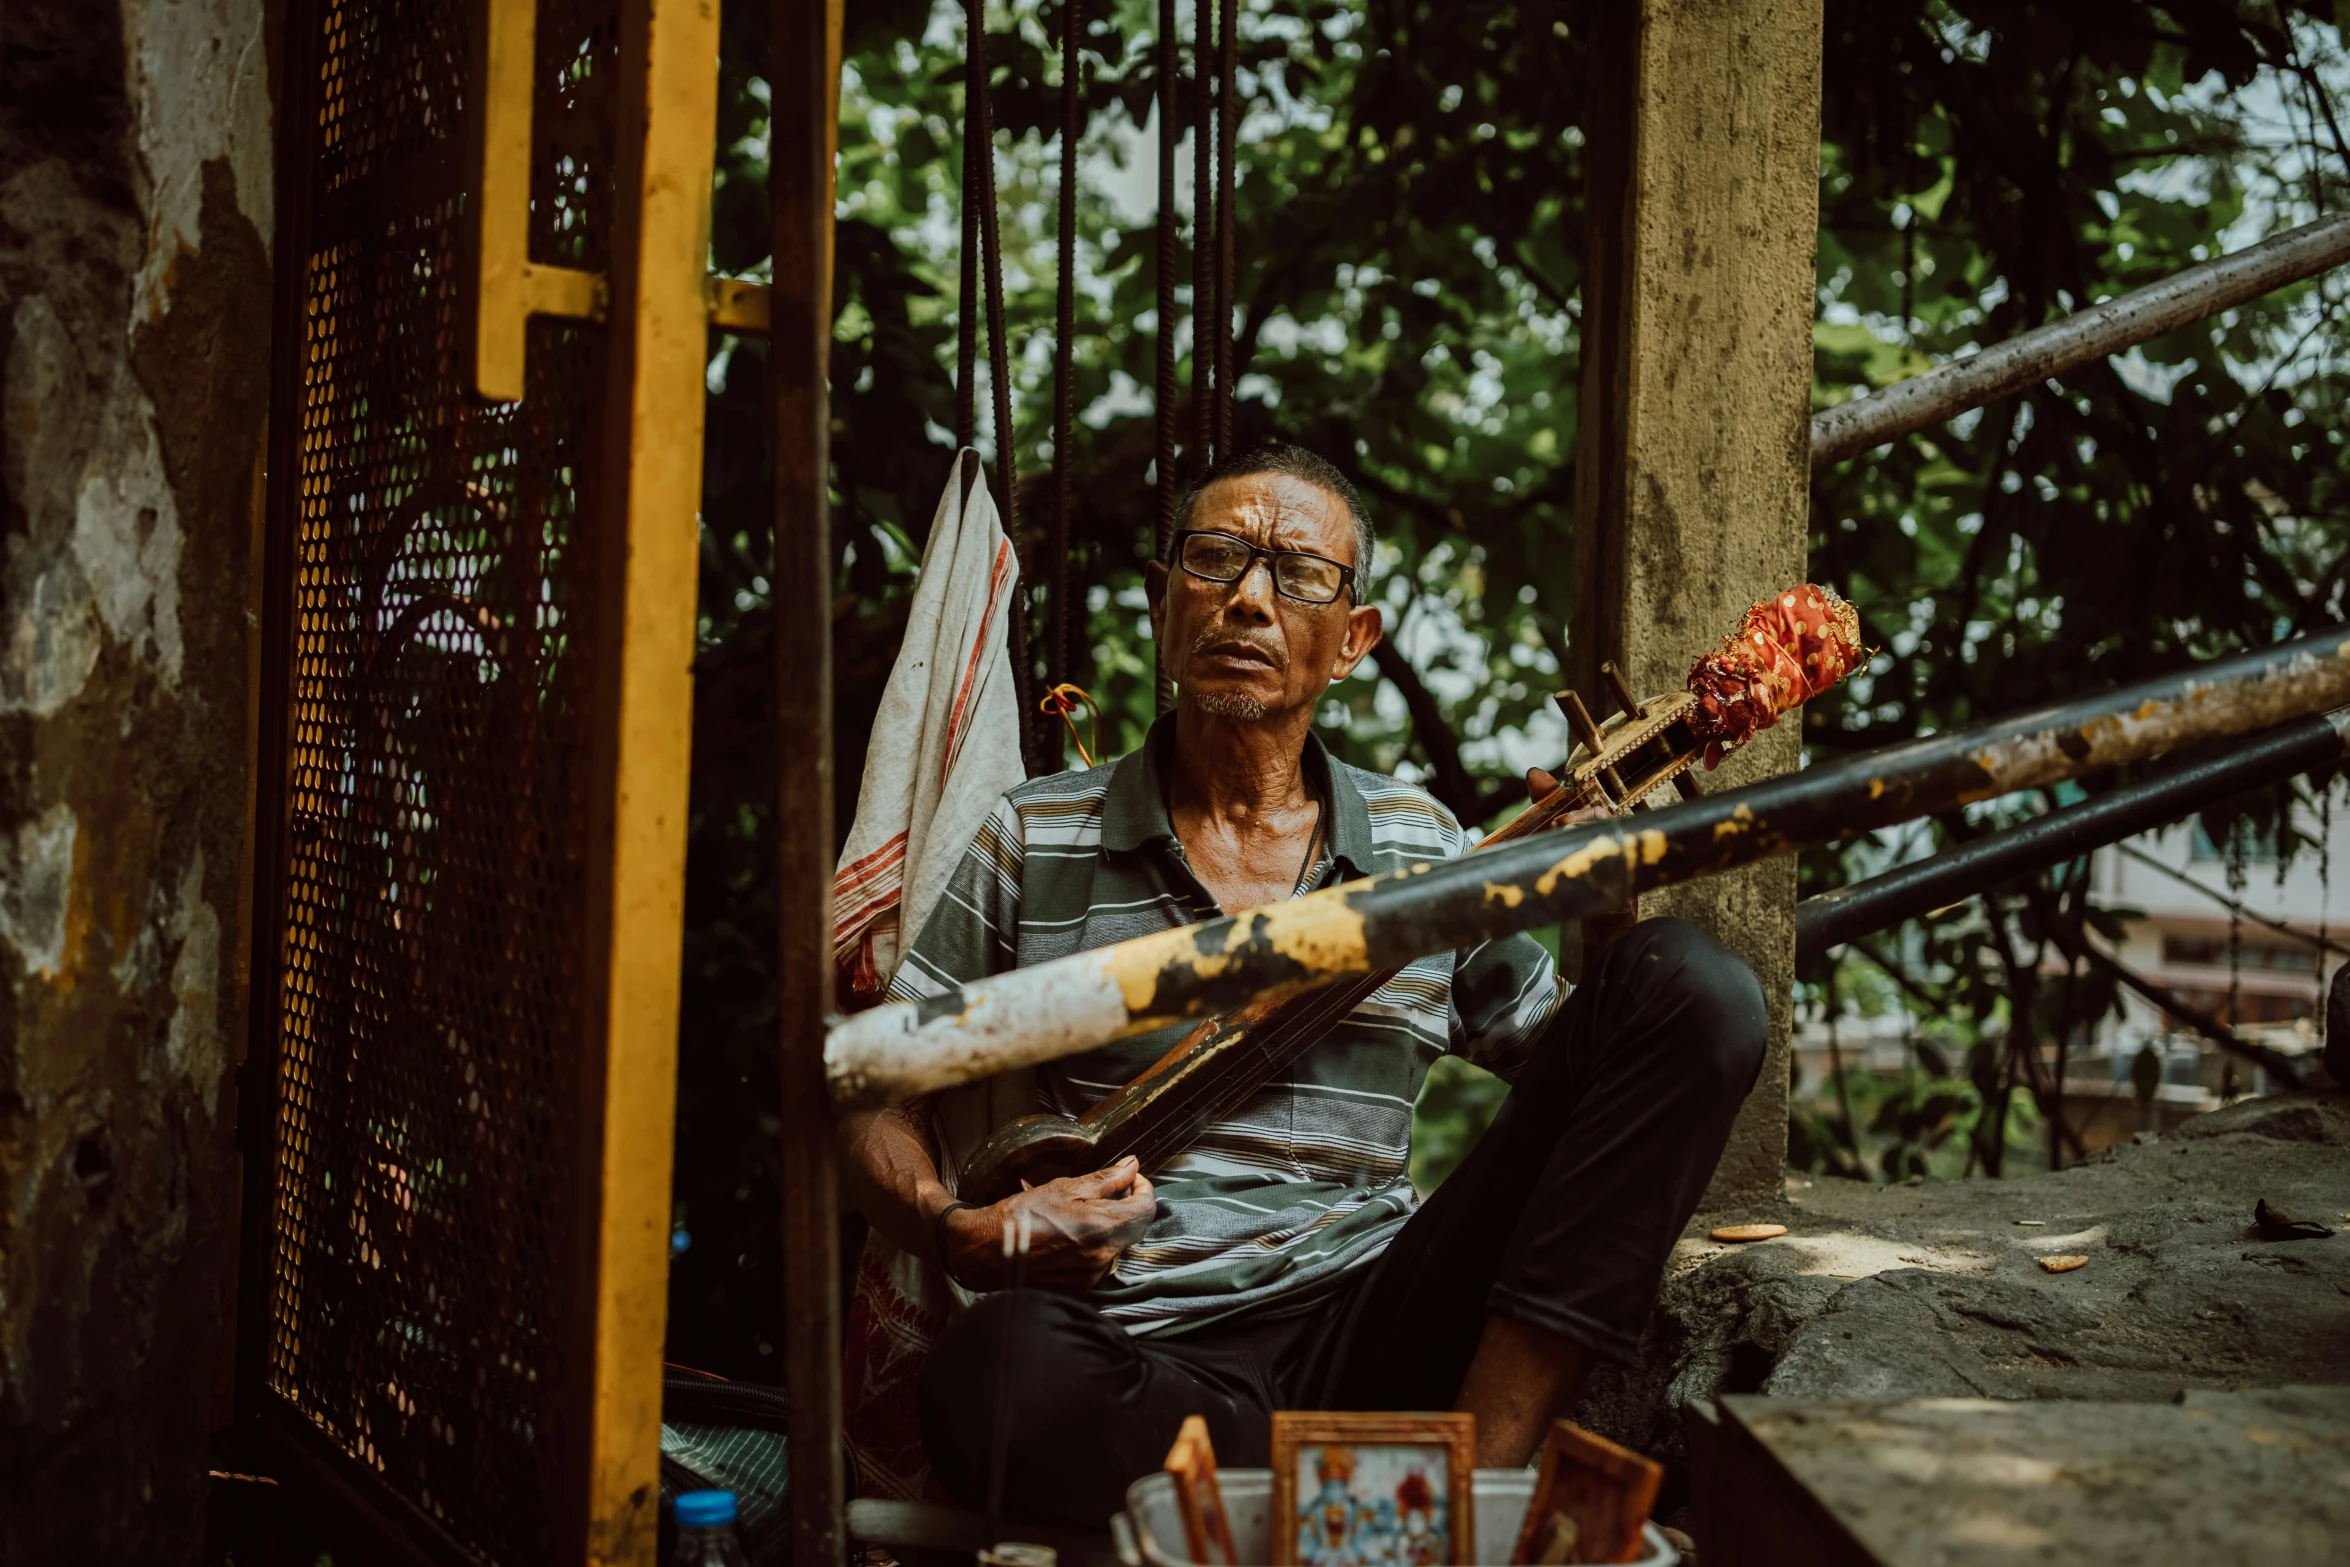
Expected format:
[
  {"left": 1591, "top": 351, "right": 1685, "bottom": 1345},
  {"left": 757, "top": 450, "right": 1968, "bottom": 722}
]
[
  {"left": 2037, "top": 1254, "right": 2089, "bottom": 1274},
  {"left": 1710, "top": 1223, "right": 1789, "bottom": 1243}
]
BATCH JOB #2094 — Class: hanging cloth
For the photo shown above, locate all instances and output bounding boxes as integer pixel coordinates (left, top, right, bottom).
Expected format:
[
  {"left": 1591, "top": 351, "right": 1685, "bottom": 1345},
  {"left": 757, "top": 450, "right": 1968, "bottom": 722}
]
[
  {"left": 830, "top": 449, "right": 1028, "bottom": 1007},
  {"left": 832, "top": 450, "right": 1037, "bottom": 1505}
]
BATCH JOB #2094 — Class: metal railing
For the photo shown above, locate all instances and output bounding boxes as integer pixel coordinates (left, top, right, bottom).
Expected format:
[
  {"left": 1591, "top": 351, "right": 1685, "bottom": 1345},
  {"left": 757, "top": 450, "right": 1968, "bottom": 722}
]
[
  {"left": 1809, "top": 212, "right": 2350, "bottom": 470},
  {"left": 1794, "top": 705, "right": 2350, "bottom": 961},
  {"left": 827, "top": 628, "right": 2350, "bottom": 1107}
]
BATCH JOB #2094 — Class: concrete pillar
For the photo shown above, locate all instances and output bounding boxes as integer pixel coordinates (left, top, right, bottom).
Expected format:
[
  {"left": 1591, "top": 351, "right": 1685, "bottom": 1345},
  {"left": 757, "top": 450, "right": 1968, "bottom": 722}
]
[
  {"left": 1569, "top": 0, "right": 1823, "bottom": 1203},
  {"left": 0, "top": 0, "right": 272, "bottom": 1554}
]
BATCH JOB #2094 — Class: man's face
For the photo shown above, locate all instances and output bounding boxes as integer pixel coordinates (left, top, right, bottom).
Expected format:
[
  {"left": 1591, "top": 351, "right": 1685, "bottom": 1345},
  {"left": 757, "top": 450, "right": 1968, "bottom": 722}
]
[{"left": 1149, "top": 472, "right": 1383, "bottom": 722}]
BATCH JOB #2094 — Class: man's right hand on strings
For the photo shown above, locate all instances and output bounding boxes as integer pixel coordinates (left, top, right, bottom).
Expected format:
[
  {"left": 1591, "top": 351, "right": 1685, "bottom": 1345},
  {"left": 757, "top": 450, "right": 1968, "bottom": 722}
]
[{"left": 939, "top": 1156, "right": 1157, "bottom": 1292}]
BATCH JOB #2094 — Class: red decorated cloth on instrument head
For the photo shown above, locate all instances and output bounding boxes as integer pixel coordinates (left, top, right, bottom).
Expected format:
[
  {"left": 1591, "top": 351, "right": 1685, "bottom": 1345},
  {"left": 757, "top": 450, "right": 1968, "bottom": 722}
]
[{"left": 1686, "top": 584, "right": 1865, "bottom": 767}]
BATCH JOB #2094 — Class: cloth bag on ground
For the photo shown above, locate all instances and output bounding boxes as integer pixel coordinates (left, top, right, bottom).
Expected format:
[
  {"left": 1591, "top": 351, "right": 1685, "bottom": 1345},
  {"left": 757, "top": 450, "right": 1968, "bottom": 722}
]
[
  {"left": 831, "top": 450, "right": 1036, "bottom": 1503},
  {"left": 658, "top": 1368, "right": 797, "bottom": 1566}
]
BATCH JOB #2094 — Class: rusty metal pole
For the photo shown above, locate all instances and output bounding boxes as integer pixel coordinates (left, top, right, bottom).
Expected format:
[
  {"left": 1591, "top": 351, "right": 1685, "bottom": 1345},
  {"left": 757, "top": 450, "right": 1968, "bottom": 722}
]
[
  {"left": 773, "top": 0, "right": 845, "bottom": 1563},
  {"left": 1810, "top": 212, "right": 2350, "bottom": 469},
  {"left": 827, "top": 627, "right": 2350, "bottom": 1107},
  {"left": 1213, "top": 0, "right": 1235, "bottom": 454},
  {"left": 1049, "top": 0, "right": 1080, "bottom": 699},
  {"left": 1795, "top": 708, "right": 2350, "bottom": 963}
]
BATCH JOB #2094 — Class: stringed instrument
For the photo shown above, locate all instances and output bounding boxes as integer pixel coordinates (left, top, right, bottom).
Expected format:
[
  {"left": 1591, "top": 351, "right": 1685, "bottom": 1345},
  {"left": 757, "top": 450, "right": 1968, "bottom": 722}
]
[{"left": 956, "top": 586, "right": 1864, "bottom": 1205}]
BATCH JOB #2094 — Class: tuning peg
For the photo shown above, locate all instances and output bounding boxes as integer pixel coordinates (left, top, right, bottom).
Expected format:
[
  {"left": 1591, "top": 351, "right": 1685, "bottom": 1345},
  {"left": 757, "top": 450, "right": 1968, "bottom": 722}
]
[
  {"left": 1556, "top": 687, "right": 1638, "bottom": 809},
  {"left": 1556, "top": 688, "right": 1607, "bottom": 754},
  {"left": 1601, "top": 661, "right": 1647, "bottom": 720}
]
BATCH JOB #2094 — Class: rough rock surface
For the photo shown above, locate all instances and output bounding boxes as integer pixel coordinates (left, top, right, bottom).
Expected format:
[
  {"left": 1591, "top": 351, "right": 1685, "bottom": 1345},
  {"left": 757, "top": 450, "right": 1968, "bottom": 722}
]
[
  {"left": 1573, "top": 1093, "right": 2350, "bottom": 1463},
  {"left": 0, "top": 0, "right": 271, "bottom": 1558},
  {"left": 1719, "top": 1385, "right": 2350, "bottom": 1563}
]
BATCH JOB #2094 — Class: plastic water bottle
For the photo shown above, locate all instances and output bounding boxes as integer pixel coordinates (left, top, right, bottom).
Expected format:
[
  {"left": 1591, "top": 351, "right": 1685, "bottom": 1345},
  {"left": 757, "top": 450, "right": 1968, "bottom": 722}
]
[{"left": 671, "top": 1490, "right": 752, "bottom": 1567}]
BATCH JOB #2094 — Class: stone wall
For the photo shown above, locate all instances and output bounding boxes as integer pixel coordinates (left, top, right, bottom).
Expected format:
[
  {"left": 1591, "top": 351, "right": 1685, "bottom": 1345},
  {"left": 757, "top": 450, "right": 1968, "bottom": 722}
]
[
  {"left": 1569, "top": 0, "right": 1826, "bottom": 1203},
  {"left": 0, "top": 0, "right": 272, "bottom": 1558}
]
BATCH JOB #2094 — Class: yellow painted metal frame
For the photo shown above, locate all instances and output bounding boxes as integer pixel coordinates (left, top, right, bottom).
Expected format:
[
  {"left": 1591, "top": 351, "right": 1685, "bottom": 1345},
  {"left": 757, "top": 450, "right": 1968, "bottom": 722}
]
[
  {"left": 708, "top": 274, "right": 772, "bottom": 333},
  {"left": 464, "top": 0, "right": 809, "bottom": 1554},
  {"left": 472, "top": 0, "right": 609, "bottom": 401},
  {"left": 474, "top": 0, "right": 767, "bottom": 406},
  {"left": 579, "top": 1, "right": 721, "bottom": 1559}
]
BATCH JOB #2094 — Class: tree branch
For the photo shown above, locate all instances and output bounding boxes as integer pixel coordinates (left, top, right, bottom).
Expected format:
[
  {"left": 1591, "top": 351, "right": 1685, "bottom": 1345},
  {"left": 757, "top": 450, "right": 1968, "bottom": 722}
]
[
  {"left": 2046, "top": 927, "right": 2306, "bottom": 1090},
  {"left": 1365, "top": 640, "right": 1512, "bottom": 826},
  {"left": 1510, "top": 240, "right": 1576, "bottom": 316},
  {"left": 1849, "top": 935, "right": 1946, "bottom": 1012}
]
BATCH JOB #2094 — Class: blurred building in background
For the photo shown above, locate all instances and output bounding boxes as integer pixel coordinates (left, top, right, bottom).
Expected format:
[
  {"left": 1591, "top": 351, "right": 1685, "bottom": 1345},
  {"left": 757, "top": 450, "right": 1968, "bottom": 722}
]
[
  {"left": 1796, "top": 800, "right": 2344, "bottom": 1161},
  {"left": 2069, "top": 811, "right": 2341, "bottom": 1143}
]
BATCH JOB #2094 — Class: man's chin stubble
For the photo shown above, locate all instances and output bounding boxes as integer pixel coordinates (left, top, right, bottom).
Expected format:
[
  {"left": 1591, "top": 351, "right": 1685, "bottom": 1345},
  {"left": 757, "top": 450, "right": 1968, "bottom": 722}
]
[{"left": 1191, "top": 688, "right": 1270, "bottom": 721}]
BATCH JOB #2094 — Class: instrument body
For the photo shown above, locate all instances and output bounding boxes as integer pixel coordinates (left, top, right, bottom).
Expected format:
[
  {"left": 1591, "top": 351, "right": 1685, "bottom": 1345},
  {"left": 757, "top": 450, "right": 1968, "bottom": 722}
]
[
  {"left": 958, "top": 680, "right": 1702, "bottom": 1205},
  {"left": 954, "top": 585, "right": 1863, "bottom": 1205}
]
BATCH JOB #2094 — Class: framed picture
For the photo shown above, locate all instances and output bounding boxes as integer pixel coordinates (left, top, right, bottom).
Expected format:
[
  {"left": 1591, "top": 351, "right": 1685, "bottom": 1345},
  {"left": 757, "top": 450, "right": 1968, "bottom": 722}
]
[
  {"left": 1164, "top": 1415, "right": 1239, "bottom": 1565},
  {"left": 1270, "top": 1411, "right": 1476, "bottom": 1567},
  {"left": 1508, "top": 1420, "right": 1662, "bottom": 1565}
]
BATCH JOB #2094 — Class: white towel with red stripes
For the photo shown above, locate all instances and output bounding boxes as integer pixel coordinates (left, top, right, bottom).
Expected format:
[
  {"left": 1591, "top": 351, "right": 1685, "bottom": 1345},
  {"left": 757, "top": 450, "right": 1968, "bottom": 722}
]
[
  {"left": 830, "top": 449, "right": 1027, "bottom": 1009},
  {"left": 833, "top": 450, "right": 1033, "bottom": 1504}
]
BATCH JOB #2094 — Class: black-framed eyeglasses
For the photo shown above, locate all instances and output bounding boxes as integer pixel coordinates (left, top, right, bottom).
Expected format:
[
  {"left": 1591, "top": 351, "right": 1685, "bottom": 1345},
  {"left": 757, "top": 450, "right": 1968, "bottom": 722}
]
[{"left": 1174, "top": 529, "right": 1358, "bottom": 605}]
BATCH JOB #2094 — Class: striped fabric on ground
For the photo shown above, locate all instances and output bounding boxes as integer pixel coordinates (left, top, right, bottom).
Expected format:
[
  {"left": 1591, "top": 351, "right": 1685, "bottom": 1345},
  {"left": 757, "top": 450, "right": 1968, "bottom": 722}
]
[{"left": 659, "top": 1422, "right": 789, "bottom": 1562}]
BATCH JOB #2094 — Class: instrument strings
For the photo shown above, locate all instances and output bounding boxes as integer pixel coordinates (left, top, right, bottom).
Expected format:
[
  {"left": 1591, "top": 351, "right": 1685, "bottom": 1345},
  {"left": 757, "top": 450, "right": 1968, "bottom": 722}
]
[
  {"left": 1119, "top": 776, "right": 1611, "bottom": 1174},
  {"left": 1128, "top": 969, "right": 1393, "bottom": 1171}
]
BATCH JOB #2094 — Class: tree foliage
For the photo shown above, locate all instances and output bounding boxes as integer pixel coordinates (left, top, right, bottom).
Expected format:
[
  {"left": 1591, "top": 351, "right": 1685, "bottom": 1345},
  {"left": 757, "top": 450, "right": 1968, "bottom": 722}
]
[{"left": 663, "top": 0, "right": 2350, "bottom": 1373}]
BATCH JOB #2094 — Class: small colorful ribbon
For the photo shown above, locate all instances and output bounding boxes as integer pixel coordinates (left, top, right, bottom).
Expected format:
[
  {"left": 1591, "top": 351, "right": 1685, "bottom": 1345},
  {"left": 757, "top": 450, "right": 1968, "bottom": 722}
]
[{"left": 1040, "top": 682, "right": 1101, "bottom": 768}]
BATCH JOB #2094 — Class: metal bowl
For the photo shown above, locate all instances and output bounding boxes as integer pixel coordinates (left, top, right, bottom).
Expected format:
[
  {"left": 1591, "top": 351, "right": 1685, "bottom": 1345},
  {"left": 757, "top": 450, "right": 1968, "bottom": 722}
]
[{"left": 1117, "top": 1467, "right": 1680, "bottom": 1567}]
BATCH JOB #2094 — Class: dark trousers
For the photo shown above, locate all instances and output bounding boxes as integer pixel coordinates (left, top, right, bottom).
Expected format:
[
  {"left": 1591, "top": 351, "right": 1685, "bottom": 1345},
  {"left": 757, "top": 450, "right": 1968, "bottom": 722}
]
[{"left": 919, "top": 918, "right": 1768, "bottom": 1527}]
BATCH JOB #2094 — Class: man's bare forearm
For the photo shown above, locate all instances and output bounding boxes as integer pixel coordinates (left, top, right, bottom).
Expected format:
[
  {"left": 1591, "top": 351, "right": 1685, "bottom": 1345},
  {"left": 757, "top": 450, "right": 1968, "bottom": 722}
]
[{"left": 838, "top": 1101, "right": 958, "bottom": 1266}]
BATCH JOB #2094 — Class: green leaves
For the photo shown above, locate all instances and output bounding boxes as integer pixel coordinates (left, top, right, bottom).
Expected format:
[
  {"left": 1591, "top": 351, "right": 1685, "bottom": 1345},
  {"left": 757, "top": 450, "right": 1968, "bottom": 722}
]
[{"left": 667, "top": 2, "right": 2350, "bottom": 1370}]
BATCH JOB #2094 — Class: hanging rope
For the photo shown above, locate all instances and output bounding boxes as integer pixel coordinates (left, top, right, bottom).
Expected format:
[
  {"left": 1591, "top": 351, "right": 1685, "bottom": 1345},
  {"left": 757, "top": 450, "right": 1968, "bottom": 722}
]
[
  {"left": 2224, "top": 821, "right": 2248, "bottom": 1097},
  {"left": 1153, "top": 0, "right": 1178, "bottom": 715},
  {"left": 956, "top": 69, "right": 980, "bottom": 450},
  {"left": 1192, "top": 0, "right": 1215, "bottom": 476},
  {"left": 966, "top": 0, "right": 1043, "bottom": 775},
  {"left": 1050, "top": 0, "right": 1081, "bottom": 703},
  {"left": 1214, "top": 0, "right": 1237, "bottom": 455},
  {"left": 2319, "top": 783, "right": 2333, "bottom": 1051}
]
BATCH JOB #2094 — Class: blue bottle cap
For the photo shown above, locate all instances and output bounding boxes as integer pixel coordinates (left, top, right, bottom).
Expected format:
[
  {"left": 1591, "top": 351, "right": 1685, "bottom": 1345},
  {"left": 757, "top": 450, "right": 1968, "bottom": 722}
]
[{"left": 674, "top": 1490, "right": 739, "bottom": 1529}]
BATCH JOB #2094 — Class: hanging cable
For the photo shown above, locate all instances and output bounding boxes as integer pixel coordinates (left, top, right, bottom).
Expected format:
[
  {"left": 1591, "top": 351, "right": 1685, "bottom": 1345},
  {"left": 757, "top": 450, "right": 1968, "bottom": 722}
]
[
  {"left": 2224, "top": 823, "right": 2247, "bottom": 1096},
  {"left": 1214, "top": 0, "right": 1237, "bottom": 456},
  {"left": 956, "top": 59, "right": 980, "bottom": 450},
  {"left": 967, "top": 0, "right": 1042, "bottom": 774},
  {"left": 1192, "top": 0, "right": 1215, "bottom": 475},
  {"left": 1153, "top": 0, "right": 1178, "bottom": 715},
  {"left": 2319, "top": 784, "right": 2333, "bottom": 1050},
  {"left": 1050, "top": 0, "right": 1081, "bottom": 704}
]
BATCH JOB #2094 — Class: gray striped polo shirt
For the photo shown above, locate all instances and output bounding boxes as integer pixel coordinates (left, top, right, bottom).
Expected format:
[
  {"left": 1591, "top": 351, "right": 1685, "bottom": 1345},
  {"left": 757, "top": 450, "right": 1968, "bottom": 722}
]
[{"left": 888, "top": 716, "right": 1560, "bottom": 1337}]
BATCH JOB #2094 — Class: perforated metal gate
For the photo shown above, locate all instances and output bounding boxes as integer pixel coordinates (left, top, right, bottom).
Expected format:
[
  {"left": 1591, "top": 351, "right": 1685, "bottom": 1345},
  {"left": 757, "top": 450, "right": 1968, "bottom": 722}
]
[{"left": 243, "top": 0, "right": 721, "bottom": 1560}]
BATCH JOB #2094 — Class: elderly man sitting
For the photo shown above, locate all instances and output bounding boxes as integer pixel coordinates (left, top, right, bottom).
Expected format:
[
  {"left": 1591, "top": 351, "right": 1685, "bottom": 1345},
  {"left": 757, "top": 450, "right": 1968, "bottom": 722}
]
[{"left": 839, "top": 443, "right": 1765, "bottom": 1526}]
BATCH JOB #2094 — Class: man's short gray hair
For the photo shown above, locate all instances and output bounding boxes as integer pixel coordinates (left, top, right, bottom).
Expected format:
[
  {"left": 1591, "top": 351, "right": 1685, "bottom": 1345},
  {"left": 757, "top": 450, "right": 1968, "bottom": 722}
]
[{"left": 1175, "top": 442, "right": 1378, "bottom": 585}]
